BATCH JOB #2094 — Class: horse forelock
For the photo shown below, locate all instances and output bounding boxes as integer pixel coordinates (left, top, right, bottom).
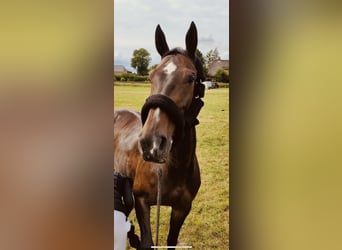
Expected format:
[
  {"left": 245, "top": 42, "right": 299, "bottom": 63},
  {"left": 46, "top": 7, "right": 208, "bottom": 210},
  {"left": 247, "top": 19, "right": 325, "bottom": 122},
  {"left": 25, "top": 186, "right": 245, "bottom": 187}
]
[
  {"left": 162, "top": 47, "right": 205, "bottom": 82},
  {"left": 162, "top": 47, "right": 186, "bottom": 57}
]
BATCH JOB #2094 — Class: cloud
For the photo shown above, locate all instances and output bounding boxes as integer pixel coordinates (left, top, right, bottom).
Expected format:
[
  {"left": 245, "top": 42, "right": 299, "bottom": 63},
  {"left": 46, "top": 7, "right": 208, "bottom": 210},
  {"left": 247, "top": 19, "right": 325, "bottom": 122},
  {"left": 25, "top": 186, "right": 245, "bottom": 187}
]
[
  {"left": 199, "top": 35, "right": 215, "bottom": 44},
  {"left": 114, "top": 0, "right": 229, "bottom": 67}
]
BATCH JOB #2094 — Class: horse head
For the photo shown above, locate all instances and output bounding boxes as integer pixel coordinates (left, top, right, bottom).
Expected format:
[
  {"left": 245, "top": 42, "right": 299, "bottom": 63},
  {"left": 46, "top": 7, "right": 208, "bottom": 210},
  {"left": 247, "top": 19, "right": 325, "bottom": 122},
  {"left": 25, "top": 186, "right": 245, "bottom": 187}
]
[{"left": 139, "top": 22, "right": 205, "bottom": 163}]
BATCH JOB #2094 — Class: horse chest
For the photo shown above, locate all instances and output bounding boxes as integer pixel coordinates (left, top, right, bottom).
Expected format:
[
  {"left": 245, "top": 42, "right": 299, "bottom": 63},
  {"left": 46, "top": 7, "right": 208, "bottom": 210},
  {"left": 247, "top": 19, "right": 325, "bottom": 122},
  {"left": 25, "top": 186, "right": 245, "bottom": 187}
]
[
  {"left": 166, "top": 187, "right": 187, "bottom": 204},
  {"left": 160, "top": 175, "right": 192, "bottom": 205}
]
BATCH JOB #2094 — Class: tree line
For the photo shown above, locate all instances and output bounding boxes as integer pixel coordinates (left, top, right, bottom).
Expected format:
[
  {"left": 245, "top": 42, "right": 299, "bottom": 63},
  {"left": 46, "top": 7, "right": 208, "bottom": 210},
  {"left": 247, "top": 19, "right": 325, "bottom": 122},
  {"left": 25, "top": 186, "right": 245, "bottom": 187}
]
[{"left": 116, "top": 47, "right": 229, "bottom": 83}]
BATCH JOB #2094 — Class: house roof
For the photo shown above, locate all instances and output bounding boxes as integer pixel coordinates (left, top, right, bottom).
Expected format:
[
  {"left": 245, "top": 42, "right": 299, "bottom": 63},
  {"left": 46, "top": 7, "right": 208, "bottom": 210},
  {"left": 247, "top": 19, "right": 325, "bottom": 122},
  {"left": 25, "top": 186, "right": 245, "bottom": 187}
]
[
  {"left": 114, "top": 65, "right": 127, "bottom": 72},
  {"left": 208, "top": 60, "right": 229, "bottom": 76}
]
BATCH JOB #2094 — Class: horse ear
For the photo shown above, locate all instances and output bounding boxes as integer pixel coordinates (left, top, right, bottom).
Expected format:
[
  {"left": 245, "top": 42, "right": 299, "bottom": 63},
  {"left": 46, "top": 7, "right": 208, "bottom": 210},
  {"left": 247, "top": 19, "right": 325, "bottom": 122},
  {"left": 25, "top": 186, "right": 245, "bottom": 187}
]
[
  {"left": 185, "top": 21, "right": 198, "bottom": 59},
  {"left": 155, "top": 24, "right": 170, "bottom": 57}
]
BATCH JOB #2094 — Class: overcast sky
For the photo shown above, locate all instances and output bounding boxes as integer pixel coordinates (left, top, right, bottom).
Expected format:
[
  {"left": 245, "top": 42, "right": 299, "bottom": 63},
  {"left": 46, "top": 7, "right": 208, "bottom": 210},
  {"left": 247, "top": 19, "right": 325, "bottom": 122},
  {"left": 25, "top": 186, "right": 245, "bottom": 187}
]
[{"left": 114, "top": 0, "right": 229, "bottom": 72}]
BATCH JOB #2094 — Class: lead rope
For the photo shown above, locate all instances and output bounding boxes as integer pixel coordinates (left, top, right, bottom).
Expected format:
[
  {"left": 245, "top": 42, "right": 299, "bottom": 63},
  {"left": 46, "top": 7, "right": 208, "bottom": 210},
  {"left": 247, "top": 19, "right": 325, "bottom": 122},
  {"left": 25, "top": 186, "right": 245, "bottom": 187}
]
[{"left": 155, "top": 166, "right": 162, "bottom": 247}]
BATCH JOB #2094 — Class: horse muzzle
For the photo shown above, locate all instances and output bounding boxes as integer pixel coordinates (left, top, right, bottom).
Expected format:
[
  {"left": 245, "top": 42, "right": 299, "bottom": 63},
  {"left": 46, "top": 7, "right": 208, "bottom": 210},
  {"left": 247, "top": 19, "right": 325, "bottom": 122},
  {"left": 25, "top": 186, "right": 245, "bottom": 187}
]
[
  {"left": 139, "top": 135, "right": 168, "bottom": 163},
  {"left": 141, "top": 94, "right": 185, "bottom": 142}
]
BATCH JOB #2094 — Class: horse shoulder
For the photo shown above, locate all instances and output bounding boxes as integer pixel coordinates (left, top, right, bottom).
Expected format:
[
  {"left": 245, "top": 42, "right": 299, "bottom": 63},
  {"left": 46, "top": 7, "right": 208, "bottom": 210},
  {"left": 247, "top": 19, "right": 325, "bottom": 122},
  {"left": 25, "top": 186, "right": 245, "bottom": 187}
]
[{"left": 133, "top": 163, "right": 160, "bottom": 202}]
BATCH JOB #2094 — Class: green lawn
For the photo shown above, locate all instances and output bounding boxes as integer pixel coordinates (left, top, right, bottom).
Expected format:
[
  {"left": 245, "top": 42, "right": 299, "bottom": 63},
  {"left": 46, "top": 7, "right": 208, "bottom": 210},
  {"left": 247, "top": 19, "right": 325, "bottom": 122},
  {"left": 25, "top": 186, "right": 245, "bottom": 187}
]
[{"left": 114, "top": 82, "right": 229, "bottom": 249}]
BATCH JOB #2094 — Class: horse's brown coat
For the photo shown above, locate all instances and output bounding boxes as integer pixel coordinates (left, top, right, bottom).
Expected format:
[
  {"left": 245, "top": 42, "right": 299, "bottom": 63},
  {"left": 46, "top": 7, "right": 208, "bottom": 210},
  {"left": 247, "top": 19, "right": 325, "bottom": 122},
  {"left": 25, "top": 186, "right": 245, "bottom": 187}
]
[{"left": 114, "top": 22, "right": 203, "bottom": 249}]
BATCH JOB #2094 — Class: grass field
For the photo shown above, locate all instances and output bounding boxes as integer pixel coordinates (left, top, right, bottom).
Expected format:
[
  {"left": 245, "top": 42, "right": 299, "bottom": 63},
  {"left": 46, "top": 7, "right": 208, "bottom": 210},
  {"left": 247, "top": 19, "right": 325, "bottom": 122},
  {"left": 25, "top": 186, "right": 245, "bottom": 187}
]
[{"left": 114, "top": 82, "right": 229, "bottom": 249}]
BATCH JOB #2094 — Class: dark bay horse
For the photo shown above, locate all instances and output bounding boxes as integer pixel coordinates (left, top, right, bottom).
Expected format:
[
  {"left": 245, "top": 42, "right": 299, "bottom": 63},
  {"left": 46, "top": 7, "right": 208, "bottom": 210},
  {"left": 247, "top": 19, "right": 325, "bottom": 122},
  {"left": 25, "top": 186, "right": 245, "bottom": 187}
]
[{"left": 114, "top": 22, "right": 205, "bottom": 249}]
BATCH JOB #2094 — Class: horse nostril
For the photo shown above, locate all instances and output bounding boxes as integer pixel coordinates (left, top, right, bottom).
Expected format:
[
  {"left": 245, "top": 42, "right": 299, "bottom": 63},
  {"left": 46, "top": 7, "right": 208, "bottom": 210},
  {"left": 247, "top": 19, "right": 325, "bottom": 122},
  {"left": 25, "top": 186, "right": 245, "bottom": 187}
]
[
  {"left": 140, "top": 138, "right": 151, "bottom": 152},
  {"left": 159, "top": 136, "right": 167, "bottom": 151},
  {"left": 144, "top": 153, "right": 151, "bottom": 161}
]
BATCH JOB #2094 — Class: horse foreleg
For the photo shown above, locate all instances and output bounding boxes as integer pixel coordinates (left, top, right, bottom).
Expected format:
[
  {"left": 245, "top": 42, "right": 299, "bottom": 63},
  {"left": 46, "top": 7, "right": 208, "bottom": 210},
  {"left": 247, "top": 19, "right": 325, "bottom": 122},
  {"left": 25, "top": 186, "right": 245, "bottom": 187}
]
[
  {"left": 167, "top": 204, "right": 191, "bottom": 249},
  {"left": 135, "top": 197, "right": 153, "bottom": 249}
]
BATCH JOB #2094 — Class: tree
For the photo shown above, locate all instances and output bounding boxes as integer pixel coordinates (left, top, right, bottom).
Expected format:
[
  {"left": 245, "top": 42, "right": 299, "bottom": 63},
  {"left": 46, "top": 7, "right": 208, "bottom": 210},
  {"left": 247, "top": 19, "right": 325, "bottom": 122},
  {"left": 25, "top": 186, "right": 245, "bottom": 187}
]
[
  {"left": 196, "top": 49, "right": 206, "bottom": 65},
  {"left": 196, "top": 49, "right": 208, "bottom": 77},
  {"left": 215, "top": 69, "right": 229, "bottom": 83},
  {"left": 131, "top": 48, "right": 151, "bottom": 75},
  {"left": 206, "top": 48, "right": 220, "bottom": 67},
  {"left": 149, "top": 64, "right": 158, "bottom": 71}
]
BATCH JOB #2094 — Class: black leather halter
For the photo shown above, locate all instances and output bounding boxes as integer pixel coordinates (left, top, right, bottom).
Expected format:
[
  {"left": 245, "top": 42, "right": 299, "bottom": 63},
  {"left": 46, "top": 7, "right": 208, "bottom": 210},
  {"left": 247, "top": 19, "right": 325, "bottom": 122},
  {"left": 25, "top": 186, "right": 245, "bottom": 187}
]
[
  {"left": 141, "top": 94, "right": 185, "bottom": 141},
  {"left": 141, "top": 49, "right": 205, "bottom": 142}
]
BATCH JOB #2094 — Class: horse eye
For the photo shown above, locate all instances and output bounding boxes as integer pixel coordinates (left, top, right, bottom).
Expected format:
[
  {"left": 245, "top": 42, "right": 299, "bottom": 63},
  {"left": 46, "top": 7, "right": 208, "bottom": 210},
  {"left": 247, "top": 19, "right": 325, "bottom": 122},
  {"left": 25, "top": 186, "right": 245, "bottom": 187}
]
[{"left": 187, "top": 75, "right": 195, "bottom": 83}]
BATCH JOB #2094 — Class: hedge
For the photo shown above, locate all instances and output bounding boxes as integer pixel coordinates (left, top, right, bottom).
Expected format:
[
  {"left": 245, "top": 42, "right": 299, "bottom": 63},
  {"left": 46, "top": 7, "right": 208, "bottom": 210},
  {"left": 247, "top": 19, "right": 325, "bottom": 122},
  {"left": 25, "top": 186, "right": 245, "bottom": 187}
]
[{"left": 114, "top": 73, "right": 148, "bottom": 82}]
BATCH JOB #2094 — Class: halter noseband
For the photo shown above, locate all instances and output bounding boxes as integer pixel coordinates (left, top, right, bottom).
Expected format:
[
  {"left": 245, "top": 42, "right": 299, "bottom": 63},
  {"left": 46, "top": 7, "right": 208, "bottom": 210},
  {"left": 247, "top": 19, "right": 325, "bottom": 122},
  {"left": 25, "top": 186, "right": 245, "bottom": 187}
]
[
  {"left": 141, "top": 94, "right": 204, "bottom": 143},
  {"left": 141, "top": 94, "right": 185, "bottom": 141},
  {"left": 141, "top": 50, "right": 205, "bottom": 142}
]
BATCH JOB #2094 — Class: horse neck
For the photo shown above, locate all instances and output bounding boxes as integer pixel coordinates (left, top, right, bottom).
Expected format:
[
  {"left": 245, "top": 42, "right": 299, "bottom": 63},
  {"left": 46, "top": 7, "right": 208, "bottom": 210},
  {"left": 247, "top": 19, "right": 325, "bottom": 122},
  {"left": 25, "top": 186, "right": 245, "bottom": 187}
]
[{"left": 169, "top": 126, "right": 197, "bottom": 171}]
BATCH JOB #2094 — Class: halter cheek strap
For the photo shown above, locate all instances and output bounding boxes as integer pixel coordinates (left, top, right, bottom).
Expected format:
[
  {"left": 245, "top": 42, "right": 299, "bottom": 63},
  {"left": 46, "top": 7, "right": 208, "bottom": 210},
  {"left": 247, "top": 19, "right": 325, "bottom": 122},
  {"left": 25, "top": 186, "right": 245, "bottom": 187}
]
[
  {"left": 185, "top": 97, "right": 204, "bottom": 127},
  {"left": 193, "top": 57, "right": 205, "bottom": 99},
  {"left": 194, "top": 80, "right": 205, "bottom": 99}
]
